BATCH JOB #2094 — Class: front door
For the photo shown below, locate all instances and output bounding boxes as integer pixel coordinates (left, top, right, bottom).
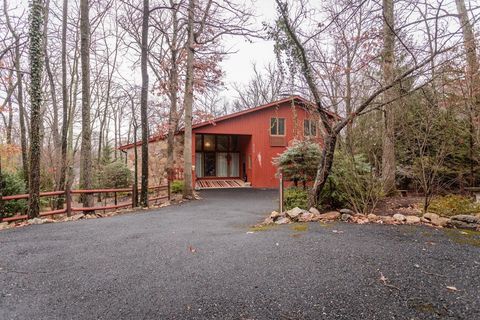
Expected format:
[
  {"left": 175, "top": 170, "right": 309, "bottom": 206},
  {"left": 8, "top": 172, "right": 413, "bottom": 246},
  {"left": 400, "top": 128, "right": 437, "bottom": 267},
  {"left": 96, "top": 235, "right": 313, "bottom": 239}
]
[{"left": 204, "top": 152, "right": 216, "bottom": 177}]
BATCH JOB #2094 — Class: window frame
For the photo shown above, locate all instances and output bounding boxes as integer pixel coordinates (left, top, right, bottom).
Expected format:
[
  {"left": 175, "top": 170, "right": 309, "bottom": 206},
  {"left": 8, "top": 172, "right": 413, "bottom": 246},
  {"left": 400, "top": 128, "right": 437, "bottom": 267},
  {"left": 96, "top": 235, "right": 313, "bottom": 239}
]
[
  {"left": 270, "top": 117, "right": 286, "bottom": 136},
  {"left": 304, "top": 119, "right": 317, "bottom": 137}
]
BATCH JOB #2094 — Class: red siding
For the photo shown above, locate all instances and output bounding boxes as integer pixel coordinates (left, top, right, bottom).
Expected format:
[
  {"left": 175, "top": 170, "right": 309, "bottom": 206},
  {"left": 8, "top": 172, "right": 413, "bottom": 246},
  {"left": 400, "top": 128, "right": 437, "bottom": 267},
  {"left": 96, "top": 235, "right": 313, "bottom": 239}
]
[{"left": 192, "top": 101, "right": 323, "bottom": 188}]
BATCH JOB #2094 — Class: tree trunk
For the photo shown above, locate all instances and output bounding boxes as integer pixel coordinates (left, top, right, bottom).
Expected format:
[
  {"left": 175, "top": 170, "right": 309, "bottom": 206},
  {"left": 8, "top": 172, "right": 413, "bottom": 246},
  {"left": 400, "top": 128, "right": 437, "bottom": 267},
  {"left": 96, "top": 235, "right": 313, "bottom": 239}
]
[
  {"left": 166, "top": 4, "right": 179, "bottom": 182},
  {"left": 381, "top": 0, "right": 396, "bottom": 195},
  {"left": 56, "top": 0, "right": 69, "bottom": 209},
  {"left": 182, "top": 0, "right": 195, "bottom": 199},
  {"left": 308, "top": 133, "right": 338, "bottom": 208},
  {"left": 80, "top": 0, "right": 94, "bottom": 211},
  {"left": 455, "top": 0, "right": 480, "bottom": 186},
  {"left": 28, "top": 0, "right": 45, "bottom": 219},
  {"left": 139, "top": 0, "right": 150, "bottom": 207}
]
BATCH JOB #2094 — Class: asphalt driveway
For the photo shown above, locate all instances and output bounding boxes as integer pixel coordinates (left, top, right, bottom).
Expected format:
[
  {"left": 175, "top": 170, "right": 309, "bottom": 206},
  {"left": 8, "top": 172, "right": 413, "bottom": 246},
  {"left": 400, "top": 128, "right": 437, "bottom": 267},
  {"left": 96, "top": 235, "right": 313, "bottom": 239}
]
[{"left": 1, "top": 189, "right": 479, "bottom": 319}]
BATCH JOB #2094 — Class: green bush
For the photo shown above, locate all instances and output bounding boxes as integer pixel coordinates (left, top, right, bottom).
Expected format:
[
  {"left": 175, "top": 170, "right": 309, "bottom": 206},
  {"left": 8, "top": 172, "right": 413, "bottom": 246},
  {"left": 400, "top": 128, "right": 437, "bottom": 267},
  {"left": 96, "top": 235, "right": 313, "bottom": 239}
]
[
  {"left": 284, "top": 187, "right": 308, "bottom": 210},
  {"left": 329, "top": 152, "right": 384, "bottom": 214},
  {"left": 170, "top": 180, "right": 184, "bottom": 194},
  {"left": 1, "top": 171, "right": 27, "bottom": 216},
  {"left": 428, "top": 195, "right": 480, "bottom": 217},
  {"left": 274, "top": 140, "right": 321, "bottom": 188},
  {"left": 95, "top": 161, "right": 132, "bottom": 189}
]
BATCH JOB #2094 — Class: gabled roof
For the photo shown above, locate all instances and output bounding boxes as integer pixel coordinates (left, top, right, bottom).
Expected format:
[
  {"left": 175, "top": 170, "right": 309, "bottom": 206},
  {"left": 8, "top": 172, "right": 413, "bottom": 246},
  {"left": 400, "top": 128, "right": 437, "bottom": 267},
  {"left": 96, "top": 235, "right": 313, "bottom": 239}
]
[
  {"left": 119, "top": 95, "right": 338, "bottom": 150},
  {"left": 192, "top": 95, "right": 336, "bottom": 129}
]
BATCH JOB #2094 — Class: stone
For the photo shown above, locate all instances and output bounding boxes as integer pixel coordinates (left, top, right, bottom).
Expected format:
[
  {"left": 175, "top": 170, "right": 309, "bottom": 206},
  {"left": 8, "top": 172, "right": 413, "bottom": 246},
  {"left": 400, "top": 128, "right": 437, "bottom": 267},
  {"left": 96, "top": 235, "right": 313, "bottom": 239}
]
[
  {"left": 450, "top": 215, "right": 480, "bottom": 224},
  {"left": 263, "top": 217, "right": 274, "bottom": 225},
  {"left": 28, "top": 218, "right": 45, "bottom": 225},
  {"left": 70, "top": 213, "right": 85, "bottom": 221},
  {"left": 378, "top": 216, "right": 395, "bottom": 224},
  {"left": 393, "top": 213, "right": 406, "bottom": 222},
  {"left": 270, "top": 211, "right": 281, "bottom": 219},
  {"left": 367, "top": 213, "right": 379, "bottom": 221},
  {"left": 297, "top": 212, "right": 315, "bottom": 222},
  {"left": 423, "top": 212, "right": 439, "bottom": 221},
  {"left": 340, "top": 208, "right": 355, "bottom": 215},
  {"left": 0, "top": 222, "right": 10, "bottom": 230},
  {"left": 275, "top": 217, "right": 291, "bottom": 225},
  {"left": 286, "top": 207, "right": 303, "bottom": 220},
  {"left": 340, "top": 213, "right": 352, "bottom": 222},
  {"left": 430, "top": 217, "right": 450, "bottom": 227},
  {"left": 447, "top": 219, "right": 478, "bottom": 230},
  {"left": 309, "top": 207, "right": 320, "bottom": 215},
  {"left": 318, "top": 211, "right": 341, "bottom": 221},
  {"left": 405, "top": 216, "right": 421, "bottom": 224}
]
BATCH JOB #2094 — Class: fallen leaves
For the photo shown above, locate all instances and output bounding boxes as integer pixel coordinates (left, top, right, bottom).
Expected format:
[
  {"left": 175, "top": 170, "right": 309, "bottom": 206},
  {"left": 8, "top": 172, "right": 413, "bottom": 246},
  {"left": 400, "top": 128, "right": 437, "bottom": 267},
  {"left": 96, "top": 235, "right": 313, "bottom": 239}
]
[
  {"left": 446, "top": 286, "right": 459, "bottom": 292},
  {"left": 378, "top": 271, "right": 400, "bottom": 290},
  {"left": 188, "top": 245, "right": 197, "bottom": 253}
]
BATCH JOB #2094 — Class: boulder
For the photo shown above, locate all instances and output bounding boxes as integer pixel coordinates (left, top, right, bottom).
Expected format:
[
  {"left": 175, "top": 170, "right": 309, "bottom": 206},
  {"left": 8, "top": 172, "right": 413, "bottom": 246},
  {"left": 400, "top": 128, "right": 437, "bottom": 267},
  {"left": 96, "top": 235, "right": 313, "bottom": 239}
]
[
  {"left": 423, "top": 212, "right": 439, "bottom": 221},
  {"left": 270, "top": 211, "right": 282, "bottom": 219},
  {"left": 297, "top": 212, "right": 315, "bottom": 222},
  {"left": 378, "top": 216, "right": 395, "bottom": 224},
  {"left": 309, "top": 207, "right": 320, "bottom": 215},
  {"left": 286, "top": 207, "right": 303, "bottom": 220},
  {"left": 430, "top": 217, "right": 450, "bottom": 227},
  {"left": 263, "top": 216, "right": 274, "bottom": 225},
  {"left": 405, "top": 216, "right": 421, "bottom": 224},
  {"left": 448, "top": 220, "right": 478, "bottom": 230},
  {"left": 318, "top": 211, "right": 341, "bottom": 221},
  {"left": 70, "top": 213, "right": 85, "bottom": 221},
  {"left": 275, "top": 217, "right": 291, "bottom": 225},
  {"left": 28, "top": 218, "right": 45, "bottom": 225},
  {"left": 393, "top": 213, "right": 406, "bottom": 222},
  {"left": 0, "top": 222, "right": 10, "bottom": 230},
  {"left": 367, "top": 213, "right": 379, "bottom": 221},
  {"left": 340, "top": 208, "right": 355, "bottom": 215},
  {"left": 450, "top": 215, "right": 480, "bottom": 224},
  {"left": 340, "top": 213, "right": 353, "bottom": 222}
]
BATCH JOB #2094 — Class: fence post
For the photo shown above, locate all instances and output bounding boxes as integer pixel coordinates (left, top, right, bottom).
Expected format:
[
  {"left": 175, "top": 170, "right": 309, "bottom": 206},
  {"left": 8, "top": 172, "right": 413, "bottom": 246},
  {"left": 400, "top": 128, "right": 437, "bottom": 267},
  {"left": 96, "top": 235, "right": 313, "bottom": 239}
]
[
  {"left": 114, "top": 191, "right": 118, "bottom": 206},
  {"left": 65, "top": 184, "right": 72, "bottom": 217},
  {"left": 168, "top": 178, "right": 171, "bottom": 201},
  {"left": 279, "top": 171, "right": 284, "bottom": 213},
  {"left": 0, "top": 158, "right": 3, "bottom": 222}
]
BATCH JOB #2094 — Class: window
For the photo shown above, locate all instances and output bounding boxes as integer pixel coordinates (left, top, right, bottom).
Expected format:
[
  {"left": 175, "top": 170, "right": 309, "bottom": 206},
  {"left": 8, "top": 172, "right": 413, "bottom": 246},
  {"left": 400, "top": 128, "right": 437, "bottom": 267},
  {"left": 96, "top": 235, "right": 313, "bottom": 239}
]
[
  {"left": 304, "top": 119, "right": 317, "bottom": 136},
  {"left": 203, "top": 134, "right": 215, "bottom": 151},
  {"left": 270, "top": 118, "right": 285, "bottom": 135}
]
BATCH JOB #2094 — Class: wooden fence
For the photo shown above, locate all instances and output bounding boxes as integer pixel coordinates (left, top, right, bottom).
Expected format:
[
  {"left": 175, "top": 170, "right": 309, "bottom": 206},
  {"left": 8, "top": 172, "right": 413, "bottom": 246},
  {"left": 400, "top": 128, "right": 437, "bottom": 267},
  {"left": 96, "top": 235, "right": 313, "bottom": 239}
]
[{"left": 0, "top": 181, "right": 171, "bottom": 223}]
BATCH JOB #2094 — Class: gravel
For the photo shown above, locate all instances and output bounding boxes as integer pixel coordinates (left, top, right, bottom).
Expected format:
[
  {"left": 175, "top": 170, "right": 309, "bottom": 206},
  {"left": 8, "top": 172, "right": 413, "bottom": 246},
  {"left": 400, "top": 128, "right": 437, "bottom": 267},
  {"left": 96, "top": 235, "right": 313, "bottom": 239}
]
[{"left": 1, "top": 188, "right": 479, "bottom": 319}]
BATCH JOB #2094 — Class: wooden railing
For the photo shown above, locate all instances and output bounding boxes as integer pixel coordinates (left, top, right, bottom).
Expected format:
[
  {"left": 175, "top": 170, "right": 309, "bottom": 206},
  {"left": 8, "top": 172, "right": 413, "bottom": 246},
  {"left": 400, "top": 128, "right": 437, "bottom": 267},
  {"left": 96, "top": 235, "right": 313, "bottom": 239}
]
[{"left": 0, "top": 181, "right": 171, "bottom": 223}]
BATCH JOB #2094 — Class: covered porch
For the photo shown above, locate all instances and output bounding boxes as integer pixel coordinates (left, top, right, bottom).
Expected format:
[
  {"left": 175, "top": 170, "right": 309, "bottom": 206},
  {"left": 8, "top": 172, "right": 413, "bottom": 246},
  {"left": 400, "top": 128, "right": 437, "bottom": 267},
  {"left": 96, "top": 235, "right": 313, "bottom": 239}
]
[{"left": 194, "top": 133, "right": 252, "bottom": 189}]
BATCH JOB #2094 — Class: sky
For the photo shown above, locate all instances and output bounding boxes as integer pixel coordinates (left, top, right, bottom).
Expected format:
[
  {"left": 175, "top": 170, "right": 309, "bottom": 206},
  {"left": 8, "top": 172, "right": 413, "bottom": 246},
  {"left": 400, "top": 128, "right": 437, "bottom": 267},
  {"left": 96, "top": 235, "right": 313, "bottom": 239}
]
[{"left": 218, "top": 0, "right": 277, "bottom": 98}]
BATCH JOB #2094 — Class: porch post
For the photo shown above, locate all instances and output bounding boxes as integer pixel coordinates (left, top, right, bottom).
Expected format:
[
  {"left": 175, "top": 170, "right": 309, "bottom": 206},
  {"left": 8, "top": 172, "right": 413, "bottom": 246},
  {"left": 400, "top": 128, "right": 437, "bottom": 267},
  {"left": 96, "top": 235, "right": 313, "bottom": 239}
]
[{"left": 192, "top": 133, "right": 196, "bottom": 190}]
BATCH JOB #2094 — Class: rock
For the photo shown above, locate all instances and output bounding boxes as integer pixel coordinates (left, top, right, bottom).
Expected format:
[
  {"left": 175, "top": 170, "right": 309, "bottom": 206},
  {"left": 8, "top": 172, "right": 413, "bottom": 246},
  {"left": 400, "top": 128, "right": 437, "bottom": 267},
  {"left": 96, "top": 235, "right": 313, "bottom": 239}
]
[
  {"left": 393, "top": 213, "right": 406, "bottom": 222},
  {"left": 340, "top": 213, "right": 352, "bottom": 222},
  {"left": 367, "top": 213, "right": 379, "bottom": 221},
  {"left": 340, "top": 208, "right": 355, "bottom": 215},
  {"left": 450, "top": 214, "right": 480, "bottom": 224},
  {"left": 286, "top": 207, "right": 303, "bottom": 220},
  {"left": 423, "top": 212, "right": 439, "bottom": 221},
  {"left": 275, "top": 217, "right": 291, "bottom": 225},
  {"left": 263, "top": 217, "right": 274, "bottom": 225},
  {"left": 309, "top": 207, "right": 320, "bottom": 215},
  {"left": 0, "top": 222, "right": 10, "bottom": 230},
  {"left": 297, "top": 212, "right": 315, "bottom": 222},
  {"left": 318, "top": 211, "right": 341, "bottom": 221},
  {"left": 70, "top": 213, "right": 85, "bottom": 221},
  {"left": 405, "top": 216, "right": 421, "bottom": 224},
  {"left": 28, "top": 218, "right": 45, "bottom": 225},
  {"left": 270, "top": 211, "right": 281, "bottom": 219},
  {"left": 448, "top": 220, "right": 478, "bottom": 230},
  {"left": 378, "top": 216, "right": 395, "bottom": 224},
  {"left": 430, "top": 217, "right": 450, "bottom": 227}
]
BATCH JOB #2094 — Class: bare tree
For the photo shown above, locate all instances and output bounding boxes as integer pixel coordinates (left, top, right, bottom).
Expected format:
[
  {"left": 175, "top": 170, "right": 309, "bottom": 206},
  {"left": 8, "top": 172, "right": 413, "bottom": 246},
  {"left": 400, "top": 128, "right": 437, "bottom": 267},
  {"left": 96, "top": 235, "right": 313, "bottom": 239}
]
[
  {"left": 140, "top": 0, "right": 150, "bottom": 207},
  {"left": 80, "top": 0, "right": 94, "bottom": 210},
  {"left": 28, "top": 0, "right": 45, "bottom": 218}
]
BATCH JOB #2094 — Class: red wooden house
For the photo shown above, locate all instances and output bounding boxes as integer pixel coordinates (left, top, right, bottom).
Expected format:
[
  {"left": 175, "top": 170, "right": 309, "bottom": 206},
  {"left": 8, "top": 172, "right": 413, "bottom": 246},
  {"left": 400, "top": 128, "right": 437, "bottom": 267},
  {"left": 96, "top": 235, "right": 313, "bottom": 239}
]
[{"left": 191, "top": 95, "right": 334, "bottom": 189}]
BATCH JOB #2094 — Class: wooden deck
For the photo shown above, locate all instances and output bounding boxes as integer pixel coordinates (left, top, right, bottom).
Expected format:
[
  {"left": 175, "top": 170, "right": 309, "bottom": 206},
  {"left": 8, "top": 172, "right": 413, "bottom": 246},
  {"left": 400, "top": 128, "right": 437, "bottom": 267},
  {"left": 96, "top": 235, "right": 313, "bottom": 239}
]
[{"left": 195, "top": 179, "right": 249, "bottom": 189}]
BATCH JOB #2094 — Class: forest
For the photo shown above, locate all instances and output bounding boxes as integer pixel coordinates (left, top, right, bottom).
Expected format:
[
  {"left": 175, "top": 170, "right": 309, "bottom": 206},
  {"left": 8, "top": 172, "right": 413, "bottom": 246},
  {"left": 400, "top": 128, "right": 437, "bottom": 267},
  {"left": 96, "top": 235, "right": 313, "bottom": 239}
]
[{"left": 0, "top": 0, "right": 479, "bottom": 219}]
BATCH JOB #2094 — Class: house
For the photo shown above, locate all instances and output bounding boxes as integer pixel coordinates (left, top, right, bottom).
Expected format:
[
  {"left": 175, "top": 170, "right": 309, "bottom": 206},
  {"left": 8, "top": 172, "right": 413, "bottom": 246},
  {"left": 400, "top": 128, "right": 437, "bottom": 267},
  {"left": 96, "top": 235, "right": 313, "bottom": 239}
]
[{"left": 120, "top": 96, "right": 335, "bottom": 189}]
